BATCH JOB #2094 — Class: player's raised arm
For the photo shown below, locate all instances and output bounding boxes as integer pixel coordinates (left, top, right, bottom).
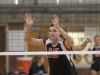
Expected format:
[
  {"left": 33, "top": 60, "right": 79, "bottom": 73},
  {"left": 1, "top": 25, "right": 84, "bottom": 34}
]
[
  {"left": 52, "top": 14, "right": 73, "bottom": 48},
  {"left": 72, "top": 38, "right": 92, "bottom": 51},
  {"left": 24, "top": 13, "right": 44, "bottom": 46}
]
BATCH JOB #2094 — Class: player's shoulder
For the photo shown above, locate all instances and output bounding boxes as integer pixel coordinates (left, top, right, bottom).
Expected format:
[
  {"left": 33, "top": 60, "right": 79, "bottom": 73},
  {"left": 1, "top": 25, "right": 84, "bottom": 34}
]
[
  {"left": 45, "top": 38, "right": 52, "bottom": 44},
  {"left": 43, "top": 38, "right": 51, "bottom": 45}
]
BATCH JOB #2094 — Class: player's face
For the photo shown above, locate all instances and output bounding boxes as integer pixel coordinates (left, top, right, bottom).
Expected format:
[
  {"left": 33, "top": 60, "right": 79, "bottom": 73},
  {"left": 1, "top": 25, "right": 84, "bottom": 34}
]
[
  {"left": 49, "top": 27, "right": 60, "bottom": 40},
  {"left": 39, "top": 56, "right": 45, "bottom": 65},
  {"left": 94, "top": 37, "right": 100, "bottom": 46}
]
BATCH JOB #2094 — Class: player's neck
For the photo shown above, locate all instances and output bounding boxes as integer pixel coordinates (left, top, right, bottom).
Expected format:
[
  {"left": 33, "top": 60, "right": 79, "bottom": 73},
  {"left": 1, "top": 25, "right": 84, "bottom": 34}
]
[{"left": 52, "top": 38, "right": 59, "bottom": 46}]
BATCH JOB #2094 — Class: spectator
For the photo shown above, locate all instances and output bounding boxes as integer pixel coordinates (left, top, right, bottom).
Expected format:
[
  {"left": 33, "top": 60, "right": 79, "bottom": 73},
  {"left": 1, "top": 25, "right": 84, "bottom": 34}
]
[{"left": 28, "top": 55, "right": 47, "bottom": 75}]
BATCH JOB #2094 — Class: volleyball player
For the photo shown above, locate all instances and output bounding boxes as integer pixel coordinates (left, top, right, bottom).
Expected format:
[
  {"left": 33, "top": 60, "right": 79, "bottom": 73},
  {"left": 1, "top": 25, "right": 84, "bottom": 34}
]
[
  {"left": 84, "top": 35, "right": 100, "bottom": 75},
  {"left": 24, "top": 13, "right": 91, "bottom": 75}
]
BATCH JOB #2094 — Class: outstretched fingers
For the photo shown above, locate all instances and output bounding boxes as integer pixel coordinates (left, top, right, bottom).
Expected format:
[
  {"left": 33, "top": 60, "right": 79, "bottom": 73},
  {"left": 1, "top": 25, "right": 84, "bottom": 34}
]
[
  {"left": 55, "top": 14, "right": 59, "bottom": 21},
  {"left": 24, "top": 13, "right": 28, "bottom": 20},
  {"left": 33, "top": 18, "right": 35, "bottom": 22},
  {"left": 23, "top": 16, "right": 27, "bottom": 21},
  {"left": 87, "top": 38, "right": 92, "bottom": 43},
  {"left": 24, "top": 13, "right": 28, "bottom": 21},
  {"left": 25, "top": 13, "right": 29, "bottom": 19},
  {"left": 51, "top": 19, "right": 54, "bottom": 24},
  {"left": 52, "top": 14, "right": 59, "bottom": 22},
  {"left": 52, "top": 14, "right": 56, "bottom": 20},
  {"left": 29, "top": 13, "right": 32, "bottom": 18},
  {"left": 54, "top": 14, "right": 58, "bottom": 19}
]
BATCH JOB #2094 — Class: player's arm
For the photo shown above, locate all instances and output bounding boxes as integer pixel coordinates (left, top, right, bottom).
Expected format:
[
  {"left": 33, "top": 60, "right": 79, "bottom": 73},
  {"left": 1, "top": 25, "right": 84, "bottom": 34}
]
[
  {"left": 74, "top": 54, "right": 82, "bottom": 65},
  {"left": 24, "top": 13, "right": 44, "bottom": 46},
  {"left": 72, "top": 38, "right": 92, "bottom": 51},
  {"left": 84, "top": 54, "right": 94, "bottom": 64},
  {"left": 52, "top": 14, "right": 73, "bottom": 48},
  {"left": 84, "top": 54, "right": 89, "bottom": 63},
  {"left": 57, "top": 27, "right": 73, "bottom": 48}
]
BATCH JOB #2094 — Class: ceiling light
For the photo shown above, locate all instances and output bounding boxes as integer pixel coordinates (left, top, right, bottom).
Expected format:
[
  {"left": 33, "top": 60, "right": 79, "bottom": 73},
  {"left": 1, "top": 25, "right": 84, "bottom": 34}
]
[
  {"left": 14, "top": 0, "right": 18, "bottom": 5},
  {"left": 56, "top": 0, "right": 59, "bottom": 4}
]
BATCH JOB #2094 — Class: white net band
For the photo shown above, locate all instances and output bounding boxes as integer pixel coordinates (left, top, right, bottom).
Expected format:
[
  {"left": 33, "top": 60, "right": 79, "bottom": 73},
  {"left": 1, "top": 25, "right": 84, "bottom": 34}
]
[{"left": 0, "top": 51, "right": 100, "bottom": 56}]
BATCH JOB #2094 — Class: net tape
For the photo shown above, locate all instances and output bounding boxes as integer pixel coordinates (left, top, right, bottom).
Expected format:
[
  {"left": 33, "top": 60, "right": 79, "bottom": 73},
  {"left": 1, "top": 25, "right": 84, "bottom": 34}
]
[{"left": 0, "top": 51, "right": 100, "bottom": 56}]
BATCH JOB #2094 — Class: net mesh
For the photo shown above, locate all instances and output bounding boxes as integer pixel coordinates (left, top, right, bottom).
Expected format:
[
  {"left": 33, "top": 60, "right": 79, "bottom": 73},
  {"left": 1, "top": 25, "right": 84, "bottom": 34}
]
[
  {"left": 0, "top": 0, "right": 100, "bottom": 75},
  {"left": 0, "top": 0, "right": 99, "bottom": 52}
]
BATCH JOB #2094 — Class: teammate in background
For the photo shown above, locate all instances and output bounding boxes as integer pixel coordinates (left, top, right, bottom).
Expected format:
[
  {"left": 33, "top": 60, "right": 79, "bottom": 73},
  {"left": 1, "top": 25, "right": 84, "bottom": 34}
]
[
  {"left": 29, "top": 55, "right": 47, "bottom": 75},
  {"left": 84, "top": 35, "right": 100, "bottom": 75},
  {"left": 24, "top": 13, "right": 91, "bottom": 75}
]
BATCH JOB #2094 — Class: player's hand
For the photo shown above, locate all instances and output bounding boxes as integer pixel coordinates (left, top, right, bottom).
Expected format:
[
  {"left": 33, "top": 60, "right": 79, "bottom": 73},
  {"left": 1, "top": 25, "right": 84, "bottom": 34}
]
[
  {"left": 24, "top": 13, "right": 34, "bottom": 26},
  {"left": 88, "top": 61, "right": 94, "bottom": 64},
  {"left": 85, "top": 38, "right": 92, "bottom": 44},
  {"left": 52, "top": 14, "right": 59, "bottom": 29}
]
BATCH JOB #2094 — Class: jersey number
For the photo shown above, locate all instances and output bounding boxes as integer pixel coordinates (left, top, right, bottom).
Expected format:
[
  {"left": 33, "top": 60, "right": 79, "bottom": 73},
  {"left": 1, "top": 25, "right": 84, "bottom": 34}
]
[{"left": 48, "top": 48, "right": 59, "bottom": 58}]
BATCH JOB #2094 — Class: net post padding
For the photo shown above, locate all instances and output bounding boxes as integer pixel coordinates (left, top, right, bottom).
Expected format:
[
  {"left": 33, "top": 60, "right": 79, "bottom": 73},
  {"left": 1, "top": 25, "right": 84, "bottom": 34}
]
[{"left": 0, "top": 51, "right": 100, "bottom": 56}]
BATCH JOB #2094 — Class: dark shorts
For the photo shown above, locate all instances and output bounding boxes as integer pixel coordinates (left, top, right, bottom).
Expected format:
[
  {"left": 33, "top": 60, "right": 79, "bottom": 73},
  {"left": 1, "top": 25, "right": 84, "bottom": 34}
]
[
  {"left": 90, "top": 64, "right": 100, "bottom": 72},
  {"left": 72, "top": 64, "right": 78, "bottom": 75}
]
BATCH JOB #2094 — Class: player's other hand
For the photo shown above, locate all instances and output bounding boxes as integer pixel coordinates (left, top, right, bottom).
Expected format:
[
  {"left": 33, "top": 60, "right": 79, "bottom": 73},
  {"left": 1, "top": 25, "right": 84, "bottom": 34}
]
[
  {"left": 85, "top": 38, "right": 92, "bottom": 44},
  {"left": 52, "top": 14, "right": 59, "bottom": 29},
  {"left": 24, "top": 13, "right": 34, "bottom": 26}
]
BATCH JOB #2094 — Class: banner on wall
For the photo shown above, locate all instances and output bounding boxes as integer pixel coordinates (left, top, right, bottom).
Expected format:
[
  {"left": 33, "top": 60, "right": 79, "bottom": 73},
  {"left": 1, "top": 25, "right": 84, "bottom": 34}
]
[{"left": 8, "top": 30, "right": 25, "bottom": 52}]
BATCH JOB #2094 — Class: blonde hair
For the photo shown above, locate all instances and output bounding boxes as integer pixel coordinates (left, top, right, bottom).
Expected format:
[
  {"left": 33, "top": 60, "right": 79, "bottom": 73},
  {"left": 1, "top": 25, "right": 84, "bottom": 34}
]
[{"left": 94, "top": 35, "right": 100, "bottom": 40}]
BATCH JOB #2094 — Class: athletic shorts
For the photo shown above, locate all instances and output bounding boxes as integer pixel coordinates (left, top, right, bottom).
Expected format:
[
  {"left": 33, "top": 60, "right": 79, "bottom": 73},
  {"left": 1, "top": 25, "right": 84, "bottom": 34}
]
[{"left": 90, "top": 64, "right": 100, "bottom": 72}]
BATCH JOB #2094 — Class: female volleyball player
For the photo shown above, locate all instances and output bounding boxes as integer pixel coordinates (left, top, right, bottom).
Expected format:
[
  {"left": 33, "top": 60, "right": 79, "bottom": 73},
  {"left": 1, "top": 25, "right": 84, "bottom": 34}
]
[
  {"left": 84, "top": 35, "right": 100, "bottom": 75},
  {"left": 24, "top": 13, "right": 91, "bottom": 75}
]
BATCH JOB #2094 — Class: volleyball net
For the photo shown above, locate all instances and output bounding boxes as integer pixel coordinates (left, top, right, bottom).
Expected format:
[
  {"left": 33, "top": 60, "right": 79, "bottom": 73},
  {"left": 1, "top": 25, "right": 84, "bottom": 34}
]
[{"left": 0, "top": 51, "right": 100, "bottom": 56}]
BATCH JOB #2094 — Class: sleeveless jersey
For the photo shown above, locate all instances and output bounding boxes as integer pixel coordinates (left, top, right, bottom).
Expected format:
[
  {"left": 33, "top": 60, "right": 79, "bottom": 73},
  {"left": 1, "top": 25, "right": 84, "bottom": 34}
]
[
  {"left": 88, "top": 46, "right": 100, "bottom": 64},
  {"left": 43, "top": 38, "right": 78, "bottom": 75}
]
